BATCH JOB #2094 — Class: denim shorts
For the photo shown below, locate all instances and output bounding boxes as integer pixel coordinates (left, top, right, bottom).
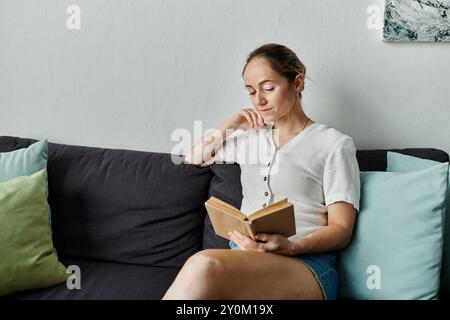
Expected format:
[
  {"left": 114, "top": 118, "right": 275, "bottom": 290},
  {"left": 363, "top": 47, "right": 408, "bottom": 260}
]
[{"left": 229, "top": 240, "right": 338, "bottom": 300}]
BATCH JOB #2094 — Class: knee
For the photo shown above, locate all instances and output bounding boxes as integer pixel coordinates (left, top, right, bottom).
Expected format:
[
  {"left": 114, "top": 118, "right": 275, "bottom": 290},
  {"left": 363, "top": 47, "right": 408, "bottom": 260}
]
[
  {"left": 184, "top": 250, "right": 225, "bottom": 280},
  {"left": 176, "top": 250, "right": 226, "bottom": 299}
]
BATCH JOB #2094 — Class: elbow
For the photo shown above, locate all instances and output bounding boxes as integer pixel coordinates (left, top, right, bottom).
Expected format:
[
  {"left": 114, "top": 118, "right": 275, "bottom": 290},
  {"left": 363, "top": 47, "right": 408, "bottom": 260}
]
[
  {"left": 184, "top": 151, "right": 212, "bottom": 167},
  {"left": 184, "top": 149, "right": 201, "bottom": 166},
  {"left": 334, "top": 225, "right": 354, "bottom": 250},
  {"left": 183, "top": 152, "right": 193, "bottom": 164},
  {"left": 338, "top": 237, "right": 352, "bottom": 250}
]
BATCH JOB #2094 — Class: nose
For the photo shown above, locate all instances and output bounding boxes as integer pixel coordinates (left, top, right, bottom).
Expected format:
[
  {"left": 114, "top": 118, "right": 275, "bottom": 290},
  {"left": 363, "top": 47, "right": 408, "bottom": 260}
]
[{"left": 254, "top": 91, "right": 267, "bottom": 106}]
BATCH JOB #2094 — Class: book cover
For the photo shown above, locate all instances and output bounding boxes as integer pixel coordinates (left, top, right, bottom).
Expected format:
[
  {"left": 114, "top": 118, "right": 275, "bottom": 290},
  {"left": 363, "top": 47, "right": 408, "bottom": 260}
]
[{"left": 204, "top": 196, "right": 296, "bottom": 240}]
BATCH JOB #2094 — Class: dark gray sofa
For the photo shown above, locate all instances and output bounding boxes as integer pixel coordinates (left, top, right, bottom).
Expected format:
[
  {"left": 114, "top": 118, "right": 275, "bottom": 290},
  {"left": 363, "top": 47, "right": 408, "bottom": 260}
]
[{"left": 0, "top": 135, "right": 448, "bottom": 300}]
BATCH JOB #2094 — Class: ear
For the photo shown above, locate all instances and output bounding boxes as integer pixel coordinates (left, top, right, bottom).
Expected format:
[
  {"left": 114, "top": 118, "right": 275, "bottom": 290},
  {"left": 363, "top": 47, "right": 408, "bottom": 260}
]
[{"left": 294, "top": 74, "right": 305, "bottom": 93}]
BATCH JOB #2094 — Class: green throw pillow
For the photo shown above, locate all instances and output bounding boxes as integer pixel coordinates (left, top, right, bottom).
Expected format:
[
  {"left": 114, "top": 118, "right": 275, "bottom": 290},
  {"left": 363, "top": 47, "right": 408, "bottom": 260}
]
[
  {"left": 337, "top": 162, "right": 448, "bottom": 299},
  {"left": 0, "top": 169, "right": 68, "bottom": 296},
  {"left": 387, "top": 151, "right": 450, "bottom": 294}
]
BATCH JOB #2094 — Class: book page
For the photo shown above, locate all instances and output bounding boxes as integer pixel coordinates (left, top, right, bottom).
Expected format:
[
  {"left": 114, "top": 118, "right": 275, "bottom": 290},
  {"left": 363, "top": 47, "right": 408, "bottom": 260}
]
[
  {"left": 249, "top": 203, "right": 292, "bottom": 221},
  {"left": 205, "top": 201, "right": 255, "bottom": 239},
  {"left": 248, "top": 198, "right": 288, "bottom": 221},
  {"left": 249, "top": 204, "right": 296, "bottom": 238},
  {"left": 207, "top": 197, "right": 247, "bottom": 220}
]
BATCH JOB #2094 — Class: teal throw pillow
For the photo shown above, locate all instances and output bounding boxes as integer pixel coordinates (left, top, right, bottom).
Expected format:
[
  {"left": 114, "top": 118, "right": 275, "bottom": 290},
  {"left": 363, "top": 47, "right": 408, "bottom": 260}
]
[
  {"left": 387, "top": 151, "right": 450, "bottom": 294},
  {"left": 337, "top": 162, "right": 448, "bottom": 299}
]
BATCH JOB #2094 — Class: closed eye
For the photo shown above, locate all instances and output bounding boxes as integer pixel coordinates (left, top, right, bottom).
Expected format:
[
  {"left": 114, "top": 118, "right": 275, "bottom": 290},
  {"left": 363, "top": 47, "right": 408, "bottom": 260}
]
[{"left": 248, "top": 88, "right": 274, "bottom": 96}]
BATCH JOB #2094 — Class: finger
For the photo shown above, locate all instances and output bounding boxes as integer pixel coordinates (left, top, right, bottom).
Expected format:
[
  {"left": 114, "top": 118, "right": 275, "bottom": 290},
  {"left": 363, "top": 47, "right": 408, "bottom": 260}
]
[
  {"left": 231, "top": 237, "right": 246, "bottom": 250},
  {"left": 255, "top": 233, "right": 273, "bottom": 242},
  {"left": 245, "top": 110, "right": 257, "bottom": 129},
  {"left": 253, "top": 110, "right": 265, "bottom": 127},
  {"left": 229, "top": 232, "right": 238, "bottom": 243},
  {"left": 252, "top": 110, "right": 264, "bottom": 128},
  {"left": 249, "top": 110, "right": 262, "bottom": 128},
  {"left": 233, "top": 231, "right": 258, "bottom": 250},
  {"left": 256, "top": 243, "right": 268, "bottom": 252},
  {"left": 249, "top": 111, "right": 259, "bottom": 128},
  {"left": 261, "top": 242, "right": 277, "bottom": 253},
  {"left": 241, "top": 111, "right": 254, "bottom": 129},
  {"left": 231, "top": 233, "right": 251, "bottom": 251},
  {"left": 245, "top": 109, "right": 259, "bottom": 128}
]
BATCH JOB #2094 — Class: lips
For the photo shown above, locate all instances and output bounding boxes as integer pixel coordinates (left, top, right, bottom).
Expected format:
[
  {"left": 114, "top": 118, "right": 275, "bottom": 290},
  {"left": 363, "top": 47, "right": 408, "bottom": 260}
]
[{"left": 260, "top": 108, "right": 272, "bottom": 113}]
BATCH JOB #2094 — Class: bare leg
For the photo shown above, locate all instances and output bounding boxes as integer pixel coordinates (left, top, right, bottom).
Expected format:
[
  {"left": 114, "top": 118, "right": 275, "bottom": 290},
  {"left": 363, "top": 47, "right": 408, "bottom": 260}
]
[{"left": 162, "top": 249, "right": 324, "bottom": 300}]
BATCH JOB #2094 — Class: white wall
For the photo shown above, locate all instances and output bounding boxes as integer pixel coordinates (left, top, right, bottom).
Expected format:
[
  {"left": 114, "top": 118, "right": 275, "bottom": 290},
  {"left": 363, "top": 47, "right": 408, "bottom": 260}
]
[{"left": 1, "top": 0, "right": 449, "bottom": 155}]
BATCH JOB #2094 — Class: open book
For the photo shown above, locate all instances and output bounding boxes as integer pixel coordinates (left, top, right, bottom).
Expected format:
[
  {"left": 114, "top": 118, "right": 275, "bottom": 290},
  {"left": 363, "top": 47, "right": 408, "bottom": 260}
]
[{"left": 204, "top": 196, "right": 296, "bottom": 240}]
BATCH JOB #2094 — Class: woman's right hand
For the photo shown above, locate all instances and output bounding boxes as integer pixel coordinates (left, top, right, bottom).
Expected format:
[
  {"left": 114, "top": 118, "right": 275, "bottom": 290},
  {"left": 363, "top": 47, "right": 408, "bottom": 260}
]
[{"left": 229, "top": 108, "right": 267, "bottom": 131}]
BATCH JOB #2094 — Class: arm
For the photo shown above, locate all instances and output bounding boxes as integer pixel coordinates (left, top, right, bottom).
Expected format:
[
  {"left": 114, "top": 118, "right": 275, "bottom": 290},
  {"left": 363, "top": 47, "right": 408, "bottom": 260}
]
[
  {"left": 229, "top": 201, "right": 356, "bottom": 255},
  {"left": 292, "top": 137, "right": 359, "bottom": 253},
  {"left": 184, "top": 118, "right": 236, "bottom": 167},
  {"left": 291, "top": 201, "right": 356, "bottom": 254},
  {"left": 184, "top": 109, "right": 266, "bottom": 167}
]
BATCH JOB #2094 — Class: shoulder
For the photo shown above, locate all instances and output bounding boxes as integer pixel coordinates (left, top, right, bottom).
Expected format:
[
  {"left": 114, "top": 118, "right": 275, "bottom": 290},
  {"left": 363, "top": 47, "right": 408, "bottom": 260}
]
[
  {"left": 313, "top": 123, "right": 355, "bottom": 146},
  {"left": 310, "top": 123, "right": 356, "bottom": 161},
  {"left": 313, "top": 123, "right": 351, "bottom": 141}
]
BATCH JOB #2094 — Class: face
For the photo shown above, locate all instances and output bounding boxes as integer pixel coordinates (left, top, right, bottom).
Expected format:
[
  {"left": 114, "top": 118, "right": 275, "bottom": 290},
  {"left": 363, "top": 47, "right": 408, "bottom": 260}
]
[{"left": 243, "top": 57, "right": 302, "bottom": 123}]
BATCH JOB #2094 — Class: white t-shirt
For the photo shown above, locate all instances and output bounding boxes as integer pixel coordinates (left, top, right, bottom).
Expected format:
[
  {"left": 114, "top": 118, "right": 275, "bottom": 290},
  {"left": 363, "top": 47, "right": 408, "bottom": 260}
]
[{"left": 215, "top": 121, "right": 360, "bottom": 241}]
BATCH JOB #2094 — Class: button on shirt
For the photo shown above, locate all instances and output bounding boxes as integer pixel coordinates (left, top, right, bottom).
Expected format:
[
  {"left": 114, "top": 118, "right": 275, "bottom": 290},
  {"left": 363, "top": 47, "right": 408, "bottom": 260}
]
[{"left": 216, "top": 121, "right": 360, "bottom": 241}]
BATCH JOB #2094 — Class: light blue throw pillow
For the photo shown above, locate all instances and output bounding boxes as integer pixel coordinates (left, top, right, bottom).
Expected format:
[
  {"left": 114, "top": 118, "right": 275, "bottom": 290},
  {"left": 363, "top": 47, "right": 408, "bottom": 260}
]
[
  {"left": 0, "top": 140, "right": 48, "bottom": 183},
  {"left": 387, "top": 151, "right": 450, "bottom": 294},
  {"left": 337, "top": 162, "right": 448, "bottom": 299},
  {"left": 0, "top": 140, "right": 52, "bottom": 233}
]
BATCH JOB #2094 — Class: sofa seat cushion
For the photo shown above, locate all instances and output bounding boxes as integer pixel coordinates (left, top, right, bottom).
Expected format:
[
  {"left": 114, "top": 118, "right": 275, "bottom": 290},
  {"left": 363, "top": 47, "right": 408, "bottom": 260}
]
[{"left": 4, "top": 258, "right": 180, "bottom": 300}]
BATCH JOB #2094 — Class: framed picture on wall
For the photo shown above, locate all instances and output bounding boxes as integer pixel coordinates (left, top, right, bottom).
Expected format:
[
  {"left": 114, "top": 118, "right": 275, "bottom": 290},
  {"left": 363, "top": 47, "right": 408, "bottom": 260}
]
[{"left": 384, "top": 0, "right": 450, "bottom": 41}]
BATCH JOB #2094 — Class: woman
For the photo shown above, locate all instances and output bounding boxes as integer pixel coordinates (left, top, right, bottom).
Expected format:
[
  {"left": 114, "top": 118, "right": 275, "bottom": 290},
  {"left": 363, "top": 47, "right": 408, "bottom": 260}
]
[{"left": 163, "top": 43, "right": 360, "bottom": 300}]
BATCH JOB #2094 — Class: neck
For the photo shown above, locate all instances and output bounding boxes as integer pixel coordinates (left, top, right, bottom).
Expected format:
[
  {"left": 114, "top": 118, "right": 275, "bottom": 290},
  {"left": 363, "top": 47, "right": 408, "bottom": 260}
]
[{"left": 273, "top": 102, "right": 309, "bottom": 137}]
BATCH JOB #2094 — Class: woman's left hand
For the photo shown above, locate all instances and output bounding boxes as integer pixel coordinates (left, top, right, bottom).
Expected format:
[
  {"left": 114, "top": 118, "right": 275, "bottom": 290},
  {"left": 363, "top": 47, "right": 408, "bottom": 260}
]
[{"left": 229, "top": 231, "right": 298, "bottom": 256}]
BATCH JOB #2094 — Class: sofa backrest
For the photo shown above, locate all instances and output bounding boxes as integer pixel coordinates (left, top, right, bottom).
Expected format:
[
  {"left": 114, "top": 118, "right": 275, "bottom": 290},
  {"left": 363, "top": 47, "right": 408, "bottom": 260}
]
[
  {"left": 0, "top": 136, "right": 212, "bottom": 268},
  {"left": 2, "top": 136, "right": 449, "bottom": 269}
]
